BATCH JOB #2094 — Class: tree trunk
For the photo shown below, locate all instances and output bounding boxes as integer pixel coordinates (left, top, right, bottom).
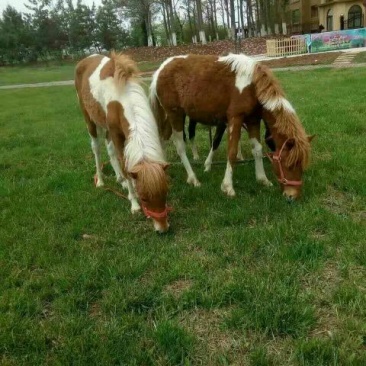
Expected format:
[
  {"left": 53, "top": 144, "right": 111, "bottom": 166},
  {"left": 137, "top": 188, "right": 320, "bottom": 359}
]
[
  {"left": 230, "top": 0, "right": 236, "bottom": 40},
  {"left": 167, "top": 0, "right": 177, "bottom": 45},
  {"left": 196, "top": 0, "right": 207, "bottom": 44}
]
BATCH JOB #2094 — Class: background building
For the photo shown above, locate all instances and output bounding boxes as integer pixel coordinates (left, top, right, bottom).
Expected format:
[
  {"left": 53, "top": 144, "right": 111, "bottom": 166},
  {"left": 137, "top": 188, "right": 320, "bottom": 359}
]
[{"left": 287, "top": 0, "right": 365, "bottom": 34}]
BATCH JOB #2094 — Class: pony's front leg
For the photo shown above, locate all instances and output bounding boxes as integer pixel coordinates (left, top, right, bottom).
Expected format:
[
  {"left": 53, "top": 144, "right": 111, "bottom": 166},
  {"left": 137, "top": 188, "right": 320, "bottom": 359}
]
[
  {"left": 109, "top": 129, "right": 140, "bottom": 213},
  {"left": 89, "top": 125, "right": 106, "bottom": 187},
  {"left": 105, "top": 138, "right": 128, "bottom": 189},
  {"left": 221, "top": 117, "right": 242, "bottom": 197},
  {"left": 247, "top": 123, "right": 272, "bottom": 187},
  {"left": 125, "top": 178, "right": 141, "bottom": 214},
  {"left": 172, "top": 129, "right": 201, "bottom": 187}
]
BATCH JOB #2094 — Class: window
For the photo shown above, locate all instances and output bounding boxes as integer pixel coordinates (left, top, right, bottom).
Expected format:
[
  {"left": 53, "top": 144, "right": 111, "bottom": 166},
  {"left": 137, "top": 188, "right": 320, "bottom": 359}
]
[
  {"left": 292, "top": 9, "right": 300, "bottom": 24},
  {"left": 348, "top": 5, "right": 362, "bottom": 29},
  {"left": 311, "top": 6, "right": 318, "bottom": 18},
  {"left": 327, "top": 9, "right": 333, "bottom": 31}
]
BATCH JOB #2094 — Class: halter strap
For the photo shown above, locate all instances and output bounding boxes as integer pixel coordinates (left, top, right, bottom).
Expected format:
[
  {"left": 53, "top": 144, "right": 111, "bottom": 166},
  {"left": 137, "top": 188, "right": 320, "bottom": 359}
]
[
  {"left": 267, "top": 139, "right": 303, "bottom": 187},
  {"left": 142, "top": 205, "right": 172, "bottom": 220}
]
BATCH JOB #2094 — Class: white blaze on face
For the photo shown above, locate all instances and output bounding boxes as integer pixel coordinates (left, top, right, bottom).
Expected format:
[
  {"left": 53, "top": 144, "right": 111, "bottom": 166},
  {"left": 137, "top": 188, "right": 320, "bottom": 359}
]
[{"left": 218, "top": 54, "right": 257, "bottom": 93}]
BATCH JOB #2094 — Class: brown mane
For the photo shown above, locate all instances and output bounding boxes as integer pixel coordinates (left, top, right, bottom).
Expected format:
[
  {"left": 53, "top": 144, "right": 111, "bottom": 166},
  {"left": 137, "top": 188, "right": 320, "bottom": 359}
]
[
  {"left": 130, "top": 162, "right": 169, "bottom": 199},
  {"left": 109, "top": 51, "right": 140, "bottom": 85},
  {"left": 254, "top": 64, "right": 311, "bottom": 169}
]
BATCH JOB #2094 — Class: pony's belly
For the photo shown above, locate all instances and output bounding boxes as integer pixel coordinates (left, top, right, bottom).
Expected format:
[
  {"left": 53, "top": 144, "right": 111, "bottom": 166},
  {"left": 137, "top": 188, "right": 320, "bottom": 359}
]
[{"left": 186, "top": 109, "right": 226, "bottom": 125}]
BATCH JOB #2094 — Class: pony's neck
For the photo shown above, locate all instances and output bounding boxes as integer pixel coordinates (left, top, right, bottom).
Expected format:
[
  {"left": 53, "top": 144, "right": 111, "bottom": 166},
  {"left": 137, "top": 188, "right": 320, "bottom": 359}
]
[{"left": 262, "top": 109, "right": 289, "bottom": 149}]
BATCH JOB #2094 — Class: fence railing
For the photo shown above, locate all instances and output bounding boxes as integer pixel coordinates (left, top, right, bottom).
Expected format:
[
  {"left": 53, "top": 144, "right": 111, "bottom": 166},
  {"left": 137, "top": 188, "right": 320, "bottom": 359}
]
[{"left": 266, "top": 38, "right": 307, "bottom": 57}]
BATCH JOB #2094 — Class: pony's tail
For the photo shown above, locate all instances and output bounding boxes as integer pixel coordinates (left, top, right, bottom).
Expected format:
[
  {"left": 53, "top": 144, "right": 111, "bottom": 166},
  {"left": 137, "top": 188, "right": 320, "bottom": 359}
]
[
  {"left": 149, "top": 79, "right": 172, "bottom": 141},
  {"left": 110, "top": 51, "right": 139, "bottom": 86}
]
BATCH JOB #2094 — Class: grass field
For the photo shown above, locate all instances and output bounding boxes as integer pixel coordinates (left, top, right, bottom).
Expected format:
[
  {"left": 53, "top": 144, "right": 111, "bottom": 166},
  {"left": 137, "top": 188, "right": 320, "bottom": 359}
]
[
  {"left": 0, "top": 61, "right": 161, "bottom": 86},
  {"left": 1, "top": 67, "right": 365, "bottom": 365}
]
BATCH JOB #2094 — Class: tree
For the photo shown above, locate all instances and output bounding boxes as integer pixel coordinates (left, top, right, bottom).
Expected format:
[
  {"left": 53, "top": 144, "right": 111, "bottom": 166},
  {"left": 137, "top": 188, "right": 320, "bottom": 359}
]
[{"left": 0, "top": 6, "right": 32, "bottom": 64}]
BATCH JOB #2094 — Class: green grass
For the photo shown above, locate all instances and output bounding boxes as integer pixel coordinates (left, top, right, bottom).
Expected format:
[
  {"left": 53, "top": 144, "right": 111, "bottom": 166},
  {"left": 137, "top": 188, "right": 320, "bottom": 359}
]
[
  {"left": 0, "top": 61, "right": 161, "bottom": 86},
  {"left": 353, "top": 51, "right": 366, "bottom": 64},
  {"left": 1, "top": 68, "right": 366, "bottom": 365}
]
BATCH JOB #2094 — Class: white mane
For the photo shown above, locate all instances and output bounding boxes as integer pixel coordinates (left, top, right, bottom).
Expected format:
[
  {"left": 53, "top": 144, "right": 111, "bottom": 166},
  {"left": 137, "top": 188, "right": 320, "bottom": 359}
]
[
  {"left": 122, "top": 81, "right": 166, "bottom": 170},
  {"left": 218, "top": 53, "right": 257, "bottom": 93}
]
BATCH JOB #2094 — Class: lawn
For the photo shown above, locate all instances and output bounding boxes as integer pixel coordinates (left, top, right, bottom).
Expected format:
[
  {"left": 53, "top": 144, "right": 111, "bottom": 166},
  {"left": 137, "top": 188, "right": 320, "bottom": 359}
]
[
  {"left": 0, "top": 60, "right": 161, "bottom": 86},
  {"left": 353, "top": 51, "right": 366, "bottom": 64},
  {"left": 0, "top": 67, "right": 365, "bottom": 365}
]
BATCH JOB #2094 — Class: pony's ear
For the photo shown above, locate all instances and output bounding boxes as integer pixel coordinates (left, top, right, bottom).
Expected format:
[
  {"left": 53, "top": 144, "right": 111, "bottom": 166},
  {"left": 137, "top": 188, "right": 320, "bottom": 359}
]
[
  {"left": 307, "top": 134, "right": 316, "bottom": 143},
  {"left": 162, "top": 163, "right": 170, "bottom": 171}
]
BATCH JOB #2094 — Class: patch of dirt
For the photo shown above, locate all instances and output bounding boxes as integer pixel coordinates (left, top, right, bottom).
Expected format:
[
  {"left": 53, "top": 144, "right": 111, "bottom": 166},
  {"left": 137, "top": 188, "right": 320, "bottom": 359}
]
[
  {"left": 179, "top": 308, "right": 248, "bottom": 364},
  {"left": 261, "top": 52, "right": 342, "bottom": 69},
  {"left": 322, "top": 185, "right": 366, "bottom": 224},
  {"left": 163, "top": 279, "right": 193, "bottom": 299},
  {"left": 89, "top": 302, "right": 102, "bottom": 319},
  {"left": 123, "top": 38, "right": 270, "bottom": 62},
  {"left": 302, "top": 261, "right": 342, "bottom": 338}
]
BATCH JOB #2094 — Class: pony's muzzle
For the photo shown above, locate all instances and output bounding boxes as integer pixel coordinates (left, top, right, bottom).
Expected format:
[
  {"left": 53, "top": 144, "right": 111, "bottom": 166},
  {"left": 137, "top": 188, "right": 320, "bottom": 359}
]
[
  {"left": 153, "top": 219, "right": 170, "bottom": 233},
  {"left": 283, "top": 186, "right": 301, "bottom": 201}
]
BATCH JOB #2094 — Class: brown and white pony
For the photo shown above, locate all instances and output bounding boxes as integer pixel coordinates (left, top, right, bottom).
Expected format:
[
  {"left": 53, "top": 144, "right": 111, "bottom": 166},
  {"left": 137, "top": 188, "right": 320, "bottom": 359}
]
[
  {"left": 75, "top": 52, "right": 170, "bottom": 232},
  {"left": 150, "top": 54, "right": 313, "bottom": 200}
]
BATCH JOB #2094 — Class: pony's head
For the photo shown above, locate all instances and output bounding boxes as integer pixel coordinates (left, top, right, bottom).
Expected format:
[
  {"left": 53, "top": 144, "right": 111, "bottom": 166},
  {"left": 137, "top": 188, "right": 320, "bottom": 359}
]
[
  {"left": 129, "top": 162, "right": 170, "bottom": 233},
  {"left": 268, "top": 135, "right": 315, "bottom": 201}
]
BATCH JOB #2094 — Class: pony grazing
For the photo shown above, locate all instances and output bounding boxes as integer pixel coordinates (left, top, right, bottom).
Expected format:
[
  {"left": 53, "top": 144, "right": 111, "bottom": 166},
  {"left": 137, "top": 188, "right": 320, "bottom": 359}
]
[
  {"left": 75, "top": 52, "right": 170, "bottom": 233},
  {"left": 150, "top": 54, "right": 313, "bottom": 200}
]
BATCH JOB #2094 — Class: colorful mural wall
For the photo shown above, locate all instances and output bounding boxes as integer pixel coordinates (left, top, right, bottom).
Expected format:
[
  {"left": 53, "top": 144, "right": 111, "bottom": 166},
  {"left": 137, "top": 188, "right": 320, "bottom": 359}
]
[{"left": 292, "top": 28, "right": 366, "bottom": 53}]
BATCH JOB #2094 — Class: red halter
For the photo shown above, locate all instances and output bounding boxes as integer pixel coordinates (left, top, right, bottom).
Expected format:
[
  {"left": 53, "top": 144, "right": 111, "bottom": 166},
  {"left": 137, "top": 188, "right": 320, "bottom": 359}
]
[
  {"left": 142, "top": 205, "right": 172, "bottom": 220},
  {"left": 267, "top": 139, "right": 303, "bottom": 187}
]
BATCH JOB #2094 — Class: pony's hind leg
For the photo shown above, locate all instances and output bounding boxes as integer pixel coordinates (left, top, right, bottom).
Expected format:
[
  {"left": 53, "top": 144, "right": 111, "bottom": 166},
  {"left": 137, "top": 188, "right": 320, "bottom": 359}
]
[
  {"left": 188, "top": 119, "right": 199, "bottom": 160},
  {"left": 88, "top": 122, "right": 105, "bottom": 187},
  {"left": 204, "top": 122, "right": 226, "bottom": 172},
  {"left": 221, "top": 117, "right": 242, "bottom": 197},
  {"left": 247, "top": 123, "right": 272, "bottom": 187},
  {"left": 105, "top": 134, "right": 128, "bottom": 189}
]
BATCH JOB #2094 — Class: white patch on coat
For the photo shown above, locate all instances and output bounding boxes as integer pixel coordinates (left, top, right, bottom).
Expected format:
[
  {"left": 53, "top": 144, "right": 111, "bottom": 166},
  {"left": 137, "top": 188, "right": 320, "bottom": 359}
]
[
  {"left": 250, "top": 138, "right": 272, "bottom": 186},
  {"left": 172, "top": 129, "right": 201, "bottom": 187},
  {"left": 88, "top": 56, "right": 166, "bottom": 171},
  {"left": 221, "top": 161, "right": 235, "bottom": 196},
  {"left": 149, "top": 55, "right": 188, "bottom": 107},
  {"left": 204, "top": 148, "right": 215, "bottom": 172},
  {"left": 263, "top": 97, "right": 295, "bottom": 114},
  {"left": 218, "top": 54, "right": 257, "bottom": 93}
]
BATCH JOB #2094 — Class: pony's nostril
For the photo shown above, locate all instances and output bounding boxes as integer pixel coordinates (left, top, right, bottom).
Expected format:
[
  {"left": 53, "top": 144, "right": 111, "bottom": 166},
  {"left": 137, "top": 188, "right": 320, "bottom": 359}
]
[{"left": 286, "top": 195, "right": 295, "bottom": 203}]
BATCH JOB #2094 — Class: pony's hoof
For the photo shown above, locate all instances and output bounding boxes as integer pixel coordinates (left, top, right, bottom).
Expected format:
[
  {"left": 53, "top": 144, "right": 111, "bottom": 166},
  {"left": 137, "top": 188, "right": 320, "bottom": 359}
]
[
  {"left": 187, "top": 176, "right": 201, "bottom": 187},
  {"left": 96, "top": 180, "right": 105, "bottom": 188},
  {"left": 204, "top": 164, "right": 211, "bottom": 172},
  {"left": 258, "top": 178, "right": 273, "bottom": 187},
  {"left": 236, "top": 154, "right": 244, "bottom": 161},
  {"left": 193, "top": 154, "right": 200, "bottom": 161},
  {"left": 131, "top": 206, "right": 141, "bottom": 214},
  {"left": 121, "top": 180, "right": 129, "bottom": 190},
  {"left": 221, "top": 183, "right": 236, "bottom": 197}
]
